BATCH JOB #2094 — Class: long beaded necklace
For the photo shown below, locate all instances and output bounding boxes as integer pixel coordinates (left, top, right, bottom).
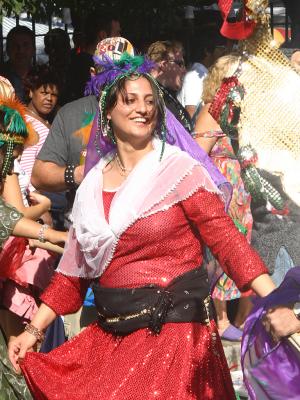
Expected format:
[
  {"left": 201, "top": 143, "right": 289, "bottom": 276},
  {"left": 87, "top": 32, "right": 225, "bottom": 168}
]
[{"left": 115, "top": 154, "right": 133, "bottom": 176}]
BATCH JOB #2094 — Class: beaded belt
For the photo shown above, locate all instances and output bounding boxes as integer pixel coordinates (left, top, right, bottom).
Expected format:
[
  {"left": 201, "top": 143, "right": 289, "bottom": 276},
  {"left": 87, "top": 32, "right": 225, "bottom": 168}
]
[{"left": 93, "top": 266, "right": 214, "bottom": 336}]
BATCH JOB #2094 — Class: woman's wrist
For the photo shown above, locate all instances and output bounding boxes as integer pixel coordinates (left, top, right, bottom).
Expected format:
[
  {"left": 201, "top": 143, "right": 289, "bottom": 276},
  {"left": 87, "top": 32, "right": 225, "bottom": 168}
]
[
  {"left": 38, "top": 223, "right": 50, "bottom": 243},
  {"left": 251, "top": 273, "right": 276, "bottom": 297},
  {"left": 24, "top": 323, "right": 45, "bottom": 342},
  {"left": 44, "top": 227, "right": 67, "bottom": 245}
]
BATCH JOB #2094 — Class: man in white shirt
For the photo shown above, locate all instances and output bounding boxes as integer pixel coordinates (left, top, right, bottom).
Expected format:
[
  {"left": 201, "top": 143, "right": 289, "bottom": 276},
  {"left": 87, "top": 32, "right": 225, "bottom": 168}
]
[
  {"left": 177, "top": 62, "right": 208, "bottom": 118},
  {"left": 178, "top": 36, "right": 226, "bottom": 121}
]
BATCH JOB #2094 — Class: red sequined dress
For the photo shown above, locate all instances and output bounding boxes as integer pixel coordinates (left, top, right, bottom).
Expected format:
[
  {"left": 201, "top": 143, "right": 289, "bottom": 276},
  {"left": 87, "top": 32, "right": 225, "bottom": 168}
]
[{"left": 21, "top": 188, "right": 267, "bottom": 400}]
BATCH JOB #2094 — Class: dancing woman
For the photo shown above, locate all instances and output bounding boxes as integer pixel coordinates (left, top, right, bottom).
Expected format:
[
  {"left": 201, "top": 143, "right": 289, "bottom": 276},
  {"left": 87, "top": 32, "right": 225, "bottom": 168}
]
[{"left": 9, "top": 54, "right": 275, "bottom": 400}]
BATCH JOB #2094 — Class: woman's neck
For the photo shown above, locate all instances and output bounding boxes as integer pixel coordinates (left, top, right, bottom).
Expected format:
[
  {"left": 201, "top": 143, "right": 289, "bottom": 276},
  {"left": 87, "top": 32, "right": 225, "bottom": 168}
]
[
  {"left": 116, "top": 140, "right": 154, "bottom": 171},
  {"left": 27, "top": 103, "right": 50, "bottom": 127}
]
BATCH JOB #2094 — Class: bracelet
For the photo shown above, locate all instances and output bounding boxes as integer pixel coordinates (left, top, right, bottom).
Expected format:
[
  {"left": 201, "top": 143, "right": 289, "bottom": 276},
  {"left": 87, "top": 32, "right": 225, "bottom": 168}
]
[
  {"left": 38, "top": 223, "right": 50, "bottom": 243},
  {"left": 24, "top": 323, "right": 45, "bottom": 342},
  {"left": 64, "top": 164, "right": 78, "bottom": 188}
]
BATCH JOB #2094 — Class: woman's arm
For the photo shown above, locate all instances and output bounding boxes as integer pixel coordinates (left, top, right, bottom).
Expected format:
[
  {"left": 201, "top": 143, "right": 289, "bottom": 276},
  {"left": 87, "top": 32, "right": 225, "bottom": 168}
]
[
  {"left": 27, "top": 239, "right": 64, "bottom": 254},
  {"left": 193, "top": 103, "right": 220, "bottom": 154},
  {"left": 8, "top": 303, "right": 57, "bottom": 373},
  {"left": 9, "top": 271, "right": 90, "bottom": 373},
  {"left": 3, "top": 173, "right": 50, "bottom": 220},
  {"left": 249, "top": 273, "right": 276, "bottom": 297},
  {"left": 181, "top": 188, "right": 273, "bottom": 293},
  {"left": 13, "top": 217, "right": 67, "bottom": 245}
]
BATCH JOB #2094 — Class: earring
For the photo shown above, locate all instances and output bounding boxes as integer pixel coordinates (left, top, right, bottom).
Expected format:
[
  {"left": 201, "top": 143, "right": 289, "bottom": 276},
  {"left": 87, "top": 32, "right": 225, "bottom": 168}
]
[{"left": 106, "top": 120, "right": 116, "bottom": 145}]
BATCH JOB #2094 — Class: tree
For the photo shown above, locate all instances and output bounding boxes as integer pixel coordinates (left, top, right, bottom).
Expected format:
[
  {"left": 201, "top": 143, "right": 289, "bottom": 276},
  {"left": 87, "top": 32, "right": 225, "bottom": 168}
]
[
  {"left": 0, "top": 0, "right": 218, "bottom": 47},
  {"left": 0, "top": 0, "right": 216, "bottom": 18}
]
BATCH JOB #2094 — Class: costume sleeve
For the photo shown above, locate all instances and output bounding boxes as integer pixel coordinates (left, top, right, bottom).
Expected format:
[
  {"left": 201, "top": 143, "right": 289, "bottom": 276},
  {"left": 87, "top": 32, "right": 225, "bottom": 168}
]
[
  {"left": 181, "top": 188, "right": 268, "bottom": 291},
  {"left": 40, "top": 272, "right": 90, "bottom": 316},
  {"left": 0, "top": 197, "right": 23, "bottom": 249}
]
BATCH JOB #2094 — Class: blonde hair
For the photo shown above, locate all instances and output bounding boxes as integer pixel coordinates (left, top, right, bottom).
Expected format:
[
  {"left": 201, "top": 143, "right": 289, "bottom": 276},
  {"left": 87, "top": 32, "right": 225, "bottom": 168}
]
[
  {"left": 202, "top": 54, "right": 240, "bottom": 104},
  {"left": 147, "top": 41, "right": 173, "bottom": 63}
]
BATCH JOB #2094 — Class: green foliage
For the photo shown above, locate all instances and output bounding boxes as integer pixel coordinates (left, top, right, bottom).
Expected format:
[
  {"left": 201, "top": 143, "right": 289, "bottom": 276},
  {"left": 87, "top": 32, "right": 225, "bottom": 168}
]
[
  {"left": 0, "top": 0, "right": 40, "bottom": 16},
  {"left": 0, "top": 0, "right": 216, "bottom": 17},
  {"left": 0, "top": 0, "right": 217, "bottom": 45}
]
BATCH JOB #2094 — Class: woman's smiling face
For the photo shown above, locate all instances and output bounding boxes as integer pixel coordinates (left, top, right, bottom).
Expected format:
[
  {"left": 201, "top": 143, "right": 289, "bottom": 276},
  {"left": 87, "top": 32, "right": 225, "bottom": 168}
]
[{"left": 107, "top": 76, "right": 158, "bottom": 145}]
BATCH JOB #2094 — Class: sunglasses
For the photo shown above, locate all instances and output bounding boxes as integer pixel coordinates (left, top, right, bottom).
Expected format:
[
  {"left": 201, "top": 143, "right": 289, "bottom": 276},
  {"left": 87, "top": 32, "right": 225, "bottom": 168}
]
[{"left": 168, "top": 59, "right": 185, "bottom": 68}]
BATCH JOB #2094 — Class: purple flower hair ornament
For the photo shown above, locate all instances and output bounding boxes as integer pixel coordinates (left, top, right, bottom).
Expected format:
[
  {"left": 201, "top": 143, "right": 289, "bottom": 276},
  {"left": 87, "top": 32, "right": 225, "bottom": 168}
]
[{"left": 85, "top": 52, "right": 156, "bottom": 98}]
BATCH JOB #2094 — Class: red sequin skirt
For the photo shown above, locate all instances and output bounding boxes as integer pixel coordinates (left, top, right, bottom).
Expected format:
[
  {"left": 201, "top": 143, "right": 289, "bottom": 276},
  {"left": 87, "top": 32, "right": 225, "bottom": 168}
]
[{"left": 21, "top": 321, "right": 235, "bottom": 399}]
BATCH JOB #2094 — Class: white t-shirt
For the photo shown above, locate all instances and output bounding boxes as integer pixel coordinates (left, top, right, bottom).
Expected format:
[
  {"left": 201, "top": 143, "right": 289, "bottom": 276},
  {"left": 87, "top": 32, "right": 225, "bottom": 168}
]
[{"left": 177, "top": 63, "right": 208, "bottom": 108}]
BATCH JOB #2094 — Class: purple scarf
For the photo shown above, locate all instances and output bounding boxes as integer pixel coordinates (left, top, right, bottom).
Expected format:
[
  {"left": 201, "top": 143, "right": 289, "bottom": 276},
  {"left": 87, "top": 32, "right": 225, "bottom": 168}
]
[{"left": 242, "top": 267, "right": 300, "bottom": 399}]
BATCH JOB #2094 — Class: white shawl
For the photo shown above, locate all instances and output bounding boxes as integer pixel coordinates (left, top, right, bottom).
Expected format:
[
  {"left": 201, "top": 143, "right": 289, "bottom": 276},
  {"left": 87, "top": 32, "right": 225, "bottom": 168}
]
[{"left": 57, "top": 140, "right": 222, "bottom": 278}]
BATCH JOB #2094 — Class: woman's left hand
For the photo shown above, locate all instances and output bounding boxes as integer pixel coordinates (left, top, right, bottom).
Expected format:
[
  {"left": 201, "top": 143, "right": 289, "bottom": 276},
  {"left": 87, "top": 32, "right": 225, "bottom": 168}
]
[
  {"left": 29, "top": 192, "right": 51, "bottom": 210},
  {"left": 264, "top": 306, "right": 300, "bottom": 339},
  {"left": 228, "top": 193, "right": 243, "bottom": 222}
]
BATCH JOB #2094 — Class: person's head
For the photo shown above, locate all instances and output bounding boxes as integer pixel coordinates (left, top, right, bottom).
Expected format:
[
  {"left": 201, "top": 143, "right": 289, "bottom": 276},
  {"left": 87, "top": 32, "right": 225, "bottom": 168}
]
[
  {"left": 6, "top": 26, "right": 35, "bottom": 71},
  {"left": 190, "top": 30, "right": 227, "bottom": 68},
  {"left": 291, "top": 50, "right": 300, "bottom": 73},
  {"left": 44, "top": 28, "right": 71, "bottom": 67},
  {"left": 24, "top": 65, "right": 60, "bottom": 118},
  {"left": 84, "top": 43, "right": 167, "bottom": 158},
  {"left": 110, "top": 19, "right": 122, "bottom": 37},
  {"left": 147, "top": 40, "right": 186, "bottom": 92},
  {"left": 83, "top": 13, "right": 121, "bottom": 53},
  {"left": 103, "top": 74, "right": 164, "bottom": 146},
  {"left": 0, "top": 85, "right": 38, "bottom": 191},
  {"left": 202, "top": 54, "right": 240, "bottom": 104}
]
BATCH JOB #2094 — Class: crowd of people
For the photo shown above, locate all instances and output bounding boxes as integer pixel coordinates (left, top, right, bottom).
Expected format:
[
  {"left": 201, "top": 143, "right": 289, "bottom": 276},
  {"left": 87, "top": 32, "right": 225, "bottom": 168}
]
[{"left": 0, "top": 2, "right": 299, "bottom": 399}]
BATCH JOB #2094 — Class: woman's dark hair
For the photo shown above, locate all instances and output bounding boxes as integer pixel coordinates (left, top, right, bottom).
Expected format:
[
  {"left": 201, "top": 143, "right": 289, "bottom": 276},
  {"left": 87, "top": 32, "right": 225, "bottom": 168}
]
[
  {"left": 104, "top": 74, "right": 165, "bottom": 133},
  {"left": 24, "top": 64, "right": 61, "bottom": 103}
]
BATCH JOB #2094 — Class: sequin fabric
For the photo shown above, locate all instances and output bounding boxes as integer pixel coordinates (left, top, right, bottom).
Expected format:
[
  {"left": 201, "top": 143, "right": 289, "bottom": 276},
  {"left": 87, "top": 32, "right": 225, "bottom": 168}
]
[
  {"left": 22, "top": 189, "right": 267, "bottom": 399},
  {"left": 0, "top": 197, "right": 23, "bottom": 249}
]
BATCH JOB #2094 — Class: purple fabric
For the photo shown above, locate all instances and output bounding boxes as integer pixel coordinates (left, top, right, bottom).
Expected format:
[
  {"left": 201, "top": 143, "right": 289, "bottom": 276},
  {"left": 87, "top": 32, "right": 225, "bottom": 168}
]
[
  {"left": 85, "top": 54, "right": 156, "bottom": 97},
  {"left": 84, "top": 108, "right": 232, "bottom": 208},
  {"left": 165, "top": 109, "right": 232, "bottom": 208},
  {"left": 84, "top": 111, "right": 113, "bottom": 176},
  {"left": 242, "top": 267, "right": 300, "bottom": 399}
]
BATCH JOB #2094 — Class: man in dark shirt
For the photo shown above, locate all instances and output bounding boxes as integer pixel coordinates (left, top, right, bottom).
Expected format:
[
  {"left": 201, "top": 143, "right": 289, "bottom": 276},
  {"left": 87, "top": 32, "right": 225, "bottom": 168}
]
[
  {"left": 1, "top": 26, "right": 35, "bottom": 102},
  {"left": 68, "top": 14, "right": 121, "bottom": 101}
]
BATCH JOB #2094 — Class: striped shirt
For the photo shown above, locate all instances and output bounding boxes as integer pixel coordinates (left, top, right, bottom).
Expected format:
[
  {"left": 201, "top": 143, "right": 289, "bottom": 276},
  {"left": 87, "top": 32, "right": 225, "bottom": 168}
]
[{"left": 20, "top": 114, "right": 49, "bottom": 190}]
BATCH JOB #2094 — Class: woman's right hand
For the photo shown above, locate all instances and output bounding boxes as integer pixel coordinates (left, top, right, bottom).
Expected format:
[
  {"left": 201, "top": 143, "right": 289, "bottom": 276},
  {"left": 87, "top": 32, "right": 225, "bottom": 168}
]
[{"left": 8, "top": 331, "right": 37, "bottom": 374}]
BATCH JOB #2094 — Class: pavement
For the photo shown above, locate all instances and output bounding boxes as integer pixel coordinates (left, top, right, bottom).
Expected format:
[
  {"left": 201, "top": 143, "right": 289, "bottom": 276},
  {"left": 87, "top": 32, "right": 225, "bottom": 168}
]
[{"left": 222, "top": 339, "right": 249, "bottom": 399}]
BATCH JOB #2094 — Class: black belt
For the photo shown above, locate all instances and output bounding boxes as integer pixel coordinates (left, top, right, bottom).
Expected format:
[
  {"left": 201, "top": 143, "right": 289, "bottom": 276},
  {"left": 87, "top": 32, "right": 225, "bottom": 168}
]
[{"left": 93, "top": 266, "right": 214, "bottom": 336}]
